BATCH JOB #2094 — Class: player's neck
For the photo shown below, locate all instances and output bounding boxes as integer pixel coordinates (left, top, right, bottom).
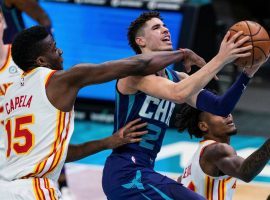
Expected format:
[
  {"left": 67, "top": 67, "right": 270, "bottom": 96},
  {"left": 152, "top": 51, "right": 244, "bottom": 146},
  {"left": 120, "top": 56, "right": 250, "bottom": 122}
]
[
  {"left": 0, "top": 44, "right": 9, "bottom": 69},
  {"left": 204, "top": 135, "right": 230, "bottom": 145}
]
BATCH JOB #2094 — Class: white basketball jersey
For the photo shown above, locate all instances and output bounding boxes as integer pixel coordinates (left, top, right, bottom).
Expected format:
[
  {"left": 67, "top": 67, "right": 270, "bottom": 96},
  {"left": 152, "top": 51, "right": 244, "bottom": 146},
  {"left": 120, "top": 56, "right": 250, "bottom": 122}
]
[
  {"left": 0, "top": 67, "right": 74, "bottom": 183},
  {"left": 181, "top": 140, "right": 237, "bottom": 200},
  {"left": 0, "top": 45, "right": 22, "bottom": 169}
]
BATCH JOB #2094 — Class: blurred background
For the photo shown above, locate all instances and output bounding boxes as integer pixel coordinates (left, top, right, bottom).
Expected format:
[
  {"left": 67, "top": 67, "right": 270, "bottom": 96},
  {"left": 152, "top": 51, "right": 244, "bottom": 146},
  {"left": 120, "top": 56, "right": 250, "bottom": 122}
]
[{"left": 17, "top": 0, "right": 270, "bottom": 199}]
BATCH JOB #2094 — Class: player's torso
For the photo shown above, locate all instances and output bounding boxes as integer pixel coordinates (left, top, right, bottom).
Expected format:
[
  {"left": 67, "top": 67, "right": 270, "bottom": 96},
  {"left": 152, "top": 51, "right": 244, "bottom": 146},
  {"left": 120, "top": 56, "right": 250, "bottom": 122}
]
[
  {"left": 0, "top": 67, "right": 74, "bottom": 182},
  {"left": 113, "top": 68, "right": 180, "bottom": 160},
  {"left": 0, "top": 0, "right": 25, "bottom": 44},
  {"left": 181, "top": 140, "right": 237, "bottom": 200}
]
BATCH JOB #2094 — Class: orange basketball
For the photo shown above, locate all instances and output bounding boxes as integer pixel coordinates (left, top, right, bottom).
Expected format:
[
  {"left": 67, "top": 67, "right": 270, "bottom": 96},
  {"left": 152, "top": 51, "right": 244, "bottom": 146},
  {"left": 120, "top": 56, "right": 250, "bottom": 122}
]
[{"left": 229, "top": 21, "right": 270, "bottom": 68}]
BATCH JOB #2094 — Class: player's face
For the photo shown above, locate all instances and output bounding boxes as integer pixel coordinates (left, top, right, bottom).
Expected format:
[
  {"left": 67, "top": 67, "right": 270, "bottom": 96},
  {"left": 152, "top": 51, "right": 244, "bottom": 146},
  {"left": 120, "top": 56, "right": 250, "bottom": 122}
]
[
  {"left": 203, "top": 113, "right": 237, "bottom": 137},
  {"left": 139, "top": 18, "right": 173, "bottom": 52},
  {"left": 41, "top": 35, "right": 63, "bottom": 70}
]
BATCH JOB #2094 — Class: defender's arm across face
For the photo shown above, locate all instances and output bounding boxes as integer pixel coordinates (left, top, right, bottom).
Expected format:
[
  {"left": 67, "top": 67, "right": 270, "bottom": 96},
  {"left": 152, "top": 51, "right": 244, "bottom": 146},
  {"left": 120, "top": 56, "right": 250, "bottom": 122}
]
[{"left": 46, "top": 50, "right": 186, "bottom": 111}]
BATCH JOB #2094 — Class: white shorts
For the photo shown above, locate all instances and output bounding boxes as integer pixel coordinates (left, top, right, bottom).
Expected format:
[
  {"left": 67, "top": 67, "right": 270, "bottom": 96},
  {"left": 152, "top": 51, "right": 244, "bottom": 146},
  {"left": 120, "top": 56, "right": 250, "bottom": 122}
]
[{"left": 0, "top": 178, "right": 61, "bottom": 200}]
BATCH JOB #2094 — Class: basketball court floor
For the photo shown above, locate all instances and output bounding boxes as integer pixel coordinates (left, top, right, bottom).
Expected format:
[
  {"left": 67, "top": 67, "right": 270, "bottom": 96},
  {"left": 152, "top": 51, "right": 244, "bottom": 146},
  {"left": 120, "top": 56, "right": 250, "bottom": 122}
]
[{"left": 64, "top": 121, "right": 270, "bottom": 200}]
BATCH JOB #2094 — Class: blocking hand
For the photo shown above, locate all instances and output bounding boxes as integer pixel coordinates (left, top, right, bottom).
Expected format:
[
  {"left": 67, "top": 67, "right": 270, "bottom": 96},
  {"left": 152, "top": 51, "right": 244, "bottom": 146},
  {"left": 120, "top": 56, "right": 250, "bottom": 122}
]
[{"left": 108, "top": 118, "right": 148, "bottom": 149}]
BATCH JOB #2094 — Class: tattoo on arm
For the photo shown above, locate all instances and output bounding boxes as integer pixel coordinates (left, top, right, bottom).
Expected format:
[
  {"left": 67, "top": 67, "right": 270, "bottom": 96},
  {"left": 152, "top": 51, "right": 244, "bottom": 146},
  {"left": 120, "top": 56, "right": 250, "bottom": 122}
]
[{"left": 240, "top": 139, "right": 270, "bottom": 181}]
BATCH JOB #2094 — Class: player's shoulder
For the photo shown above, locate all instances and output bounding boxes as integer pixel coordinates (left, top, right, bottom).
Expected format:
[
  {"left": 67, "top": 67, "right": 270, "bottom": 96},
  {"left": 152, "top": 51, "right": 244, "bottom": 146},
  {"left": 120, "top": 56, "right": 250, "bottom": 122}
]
[
  {"left": 119, "top": 74, "right": 156, "bottom": 84},
  {"left": 176, "top": 71, "right": 189, "bottom": 80},
  {"left": 203, "top": 142, "right": 236, "bottom": 159}
]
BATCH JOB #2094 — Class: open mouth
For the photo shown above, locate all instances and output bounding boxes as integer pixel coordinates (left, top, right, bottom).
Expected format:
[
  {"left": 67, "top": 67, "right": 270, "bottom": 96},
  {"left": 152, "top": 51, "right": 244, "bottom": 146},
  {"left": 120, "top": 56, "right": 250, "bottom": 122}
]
[
  {"left": 226, "top": 120, "right": 234, "bottom": 126},
  {"left": 162, "top": 35, "right": 171, "bottom": 42}
]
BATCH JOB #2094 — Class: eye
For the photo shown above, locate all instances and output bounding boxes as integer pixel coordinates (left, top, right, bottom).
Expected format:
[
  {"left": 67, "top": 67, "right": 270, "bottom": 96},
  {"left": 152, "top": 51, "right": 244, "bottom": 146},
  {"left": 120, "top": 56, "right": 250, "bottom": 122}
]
[{"left": 152, "top": 25, "right": 160, "bottom": 30}]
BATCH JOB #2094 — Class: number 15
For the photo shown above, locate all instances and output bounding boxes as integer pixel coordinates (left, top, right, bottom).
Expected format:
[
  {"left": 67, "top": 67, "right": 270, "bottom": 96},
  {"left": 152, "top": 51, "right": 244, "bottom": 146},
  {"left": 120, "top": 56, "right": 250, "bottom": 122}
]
[{"left": 5, "top": 115, "right": 35, "bottom": 157}]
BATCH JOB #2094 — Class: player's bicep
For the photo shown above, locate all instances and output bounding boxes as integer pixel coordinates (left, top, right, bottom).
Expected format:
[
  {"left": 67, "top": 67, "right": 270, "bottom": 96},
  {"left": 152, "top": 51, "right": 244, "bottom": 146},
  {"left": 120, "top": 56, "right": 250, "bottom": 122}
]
[
  {"left": 214, "top": 146, "right": 245, "bottom": 178},
  {"left": 130, "top": 75, "right": 178, "bottom": 101}
]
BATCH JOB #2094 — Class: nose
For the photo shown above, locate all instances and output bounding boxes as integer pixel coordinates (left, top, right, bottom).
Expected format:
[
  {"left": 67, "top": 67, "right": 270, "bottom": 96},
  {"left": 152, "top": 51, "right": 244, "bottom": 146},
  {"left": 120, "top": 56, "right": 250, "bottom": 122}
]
[
  {"left": 162, "top": 26, "right": 169, "bottom": 34},
  {"left": 224, "top": 114, "right": 232, "bottom": 119}
]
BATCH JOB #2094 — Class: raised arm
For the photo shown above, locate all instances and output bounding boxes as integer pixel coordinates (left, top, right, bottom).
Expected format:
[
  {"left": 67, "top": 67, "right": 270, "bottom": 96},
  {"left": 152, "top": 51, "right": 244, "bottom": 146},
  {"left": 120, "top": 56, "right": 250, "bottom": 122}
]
[
  {"left": 63, "top": 49, "right": 204, "bottom": 87},
  {"left": 65, "top": 118, "right": 147, "bottom": 162},
  {"left": 208, "top": 141, "right": 270, "bottom": 182},
  {"left": 7, "top": 0, "right": 52, "bottom": 30},
  {"left": 119, "top": 31, "right": 252, "bottom": 104}
]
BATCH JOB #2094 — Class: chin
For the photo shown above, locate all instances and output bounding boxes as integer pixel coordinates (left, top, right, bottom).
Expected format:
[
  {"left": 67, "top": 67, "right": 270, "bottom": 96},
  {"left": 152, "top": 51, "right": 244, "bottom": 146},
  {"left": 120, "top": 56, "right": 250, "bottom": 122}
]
[
  {"left": 227, "top": 128, "right": 237, "bottom": 136},
  {"left": 159, "top": 48, "right": 173, "bottom": 52}
]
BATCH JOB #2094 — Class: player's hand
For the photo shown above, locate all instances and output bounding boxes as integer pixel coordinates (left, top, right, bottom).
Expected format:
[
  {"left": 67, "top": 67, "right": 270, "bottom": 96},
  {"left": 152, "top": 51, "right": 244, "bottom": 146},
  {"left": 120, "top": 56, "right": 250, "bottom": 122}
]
[
  {"left": 181, "top": 48, "right": 206, "bottom": 73},
  {"left": 181, "top": 49, "right": 219, "bottom": 80},
  {"left": 107, "top": 118, "right": 148, "bottom": 149},
  {"left": 216, "top": 31, "right": 252, "bottom": 65}
]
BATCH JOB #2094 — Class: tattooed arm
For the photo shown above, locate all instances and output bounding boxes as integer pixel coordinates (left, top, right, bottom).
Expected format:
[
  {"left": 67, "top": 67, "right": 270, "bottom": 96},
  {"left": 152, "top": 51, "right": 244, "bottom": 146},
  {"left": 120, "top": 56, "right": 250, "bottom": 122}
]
[{"left": 204, "top": 140, "right": 270, "bottom": 182}]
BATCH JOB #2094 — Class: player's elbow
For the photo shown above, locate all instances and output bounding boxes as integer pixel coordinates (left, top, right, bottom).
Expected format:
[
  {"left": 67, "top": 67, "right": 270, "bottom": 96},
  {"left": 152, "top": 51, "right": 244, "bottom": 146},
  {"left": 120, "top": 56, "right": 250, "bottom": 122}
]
[
  {"left": 238, "top": 172, "right": 254, "bottom": 183},
  {"left": 241, "top": 176, "right": 253, "bottom": 183},
  {"left": 171, "top": 91, "right": 187, "bottom": 104},
  {"left": 171, "top": 87, "right": 189, "bottom": 104}
]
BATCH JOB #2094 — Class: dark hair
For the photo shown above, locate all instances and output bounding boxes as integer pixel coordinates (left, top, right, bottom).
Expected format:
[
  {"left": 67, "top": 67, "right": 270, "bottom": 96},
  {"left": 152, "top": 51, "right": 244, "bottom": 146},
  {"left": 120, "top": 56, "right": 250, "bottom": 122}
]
[
  {"left": 128, "top": 11, "right": 162, "bottom": 54},
  {"left": 175, "top": 104, "right": 205, "bottom": 138},
  {"left": 11, "top": 26, "right": 49, "bottom": 71}
]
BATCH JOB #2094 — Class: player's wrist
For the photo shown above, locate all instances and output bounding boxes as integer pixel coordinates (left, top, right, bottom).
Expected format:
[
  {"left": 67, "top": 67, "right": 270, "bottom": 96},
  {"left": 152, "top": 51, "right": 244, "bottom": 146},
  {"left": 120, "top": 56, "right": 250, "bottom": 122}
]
[{"left": 242, "top": 69, "right": 254, "bottom": 78}]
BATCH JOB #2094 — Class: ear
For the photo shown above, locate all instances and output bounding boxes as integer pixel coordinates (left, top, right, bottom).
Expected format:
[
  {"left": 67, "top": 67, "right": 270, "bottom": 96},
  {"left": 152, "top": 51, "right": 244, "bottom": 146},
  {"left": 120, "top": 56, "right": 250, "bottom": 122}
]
[
  {"left": 135, "top": 36, "right": 146, "bottom": 48},
  {"left": 36, "top": 56, "right": 47, "bottom": 67},
  {"left": 198, "top": 121, "right": 208, "bottom": 132}
]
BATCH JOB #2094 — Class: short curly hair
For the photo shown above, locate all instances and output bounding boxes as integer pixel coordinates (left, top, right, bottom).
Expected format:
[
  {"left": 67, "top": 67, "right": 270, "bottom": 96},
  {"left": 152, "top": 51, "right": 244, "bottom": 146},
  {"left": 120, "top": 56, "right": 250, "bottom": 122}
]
[
  {"left": 11, "top": 26, "right": 49, "bottom": 71},
  {"left": 128, "top": 11, "right": 162, "bottom": 54},
  {"left": 175, "top": 104, "right": 205, "bottom": 138}
]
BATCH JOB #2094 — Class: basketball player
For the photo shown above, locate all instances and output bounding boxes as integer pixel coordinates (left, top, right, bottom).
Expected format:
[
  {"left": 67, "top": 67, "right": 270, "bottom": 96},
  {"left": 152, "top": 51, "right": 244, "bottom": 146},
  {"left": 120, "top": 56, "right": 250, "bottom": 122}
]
[
  {"left": 176, "top": 104, "right": 270, "bottom": 200},
  {"left": 0, "top": 19, "right": 147, "bottom": 199},
  {"left": 0, "top": 0, "right": 52, "bottom": 44},
  {"left": 102, "top": 11, "right": 264, "bottom": 200},
  {"left": 0, "top": 25, "right": 205, "bottom": 199}
]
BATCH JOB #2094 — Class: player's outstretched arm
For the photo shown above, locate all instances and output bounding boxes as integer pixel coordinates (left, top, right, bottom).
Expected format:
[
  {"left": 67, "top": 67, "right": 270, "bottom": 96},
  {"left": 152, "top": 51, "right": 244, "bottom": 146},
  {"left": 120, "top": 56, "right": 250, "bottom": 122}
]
[
  {"left": 47, "top": 50, "right": 202, "bottom": 111},
  {"left": 66, "top": 49, "right": 205, "bottom": 87},
  {"left": 65, "top": 118, "right": 147, "bottom": 163},
  {"left": 120, "top": 31, "right": 251, "bottom": 105},
  {"left": 208, "top": 141, "right": 270, "bottom": 182}
]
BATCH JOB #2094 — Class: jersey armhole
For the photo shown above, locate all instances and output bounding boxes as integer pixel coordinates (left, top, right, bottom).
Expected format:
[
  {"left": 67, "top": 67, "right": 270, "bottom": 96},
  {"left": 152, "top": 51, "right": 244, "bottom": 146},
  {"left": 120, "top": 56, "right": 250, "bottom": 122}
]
[
  {"left": 199, "top": 142, "right": 218, "bottom": 159},
  {"left": 45, "top": 70, "right": 57, "bottom": 88}
]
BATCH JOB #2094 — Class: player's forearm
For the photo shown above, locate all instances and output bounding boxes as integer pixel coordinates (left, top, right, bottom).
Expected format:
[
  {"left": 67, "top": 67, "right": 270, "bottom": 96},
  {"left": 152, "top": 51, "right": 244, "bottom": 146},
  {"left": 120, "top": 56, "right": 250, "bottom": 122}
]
[
  {"left": 65, "top": 139, "right": 110, "bottom": 163},
  {"left": 69, "top": 50, "right": 185, "bottom": 87},
  {"left": 239, "top": 139, "right": 270, "bottom": 182},
  {"left": 173, "top": 56, "right": 224, "bottom": 103},
  {"left": 136, "top": 50, "right": 185, "bottom": 75},
  {"left": 195, "top": 72, "right": 250, "bottom": 116}
]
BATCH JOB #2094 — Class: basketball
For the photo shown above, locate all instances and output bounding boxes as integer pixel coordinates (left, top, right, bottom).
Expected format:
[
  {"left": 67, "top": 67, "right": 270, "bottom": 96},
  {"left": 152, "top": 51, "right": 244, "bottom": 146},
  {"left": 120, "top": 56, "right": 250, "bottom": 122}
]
[{"left": 229, "top": 21, "right": 270, "bottom": 68}]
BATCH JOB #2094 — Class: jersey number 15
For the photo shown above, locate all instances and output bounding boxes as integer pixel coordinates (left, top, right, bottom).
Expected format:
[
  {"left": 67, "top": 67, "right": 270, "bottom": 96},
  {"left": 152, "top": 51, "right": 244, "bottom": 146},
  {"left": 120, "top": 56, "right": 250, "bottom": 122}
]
[{"left": 5, "top": 115, "right": 34, "bottom": 157}]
